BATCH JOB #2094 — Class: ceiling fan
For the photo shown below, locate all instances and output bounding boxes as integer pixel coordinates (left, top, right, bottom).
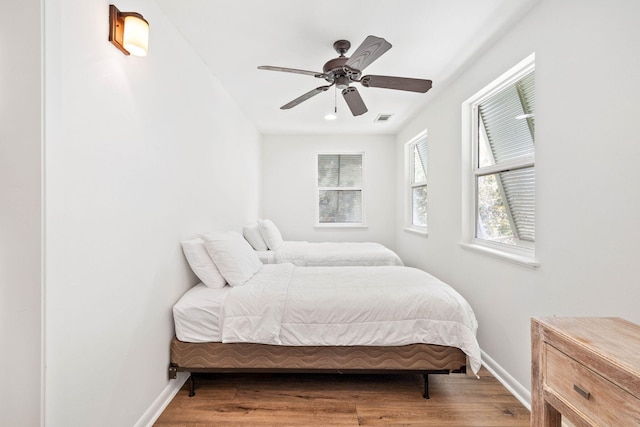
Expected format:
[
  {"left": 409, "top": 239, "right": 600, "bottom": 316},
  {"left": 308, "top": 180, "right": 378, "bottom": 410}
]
[{"left": 258, "top": 36, "right": 433, "bottom": 116}]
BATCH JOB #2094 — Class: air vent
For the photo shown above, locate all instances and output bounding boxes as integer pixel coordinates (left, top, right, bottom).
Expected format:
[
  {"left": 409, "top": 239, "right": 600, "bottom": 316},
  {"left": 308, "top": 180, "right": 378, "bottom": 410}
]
[{"left": 374, "top": 113, "right": 394, "bottom": 123}]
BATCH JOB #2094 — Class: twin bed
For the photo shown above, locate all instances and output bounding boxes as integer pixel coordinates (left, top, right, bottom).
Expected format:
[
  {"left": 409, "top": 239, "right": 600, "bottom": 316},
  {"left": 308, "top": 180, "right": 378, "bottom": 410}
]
[
  {"left": 255, "top": 240, "right": 404, "bottom": 266},
  {"left": 243, "top": 219, "right": 404, "bottom": 266},
  {"left": 172, "top": 224, "right": 480, "bottom": 398}
]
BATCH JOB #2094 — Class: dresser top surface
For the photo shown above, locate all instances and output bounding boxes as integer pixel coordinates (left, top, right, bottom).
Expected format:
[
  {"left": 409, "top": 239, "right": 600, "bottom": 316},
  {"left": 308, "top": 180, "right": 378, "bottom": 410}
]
[{"left": 533, "top": 317, "right": 640, "bottom": 374}]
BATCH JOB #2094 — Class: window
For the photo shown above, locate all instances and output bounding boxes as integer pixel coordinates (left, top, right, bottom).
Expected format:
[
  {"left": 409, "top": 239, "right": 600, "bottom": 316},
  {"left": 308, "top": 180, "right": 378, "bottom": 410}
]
[
  {"left": 462, "top": 54, "right": 538, "bottom": 266},
  {"left": 406, "top": 131, "right": 428, "bottom": 232},
  {"left": 317, "top": 153, "right": 364, "bottom": 225}
]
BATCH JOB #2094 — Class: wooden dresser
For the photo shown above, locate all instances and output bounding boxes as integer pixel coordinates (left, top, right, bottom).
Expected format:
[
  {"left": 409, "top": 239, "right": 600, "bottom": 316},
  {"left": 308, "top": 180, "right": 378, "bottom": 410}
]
[{"left": 531, "top": 317, "right": 640, "bottom": 426}]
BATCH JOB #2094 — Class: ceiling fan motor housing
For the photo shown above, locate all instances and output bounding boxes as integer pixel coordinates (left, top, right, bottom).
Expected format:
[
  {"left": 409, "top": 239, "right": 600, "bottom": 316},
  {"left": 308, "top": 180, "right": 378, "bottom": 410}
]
[{"left": 322, "top": 57, "right": 351, "bottom": 82}]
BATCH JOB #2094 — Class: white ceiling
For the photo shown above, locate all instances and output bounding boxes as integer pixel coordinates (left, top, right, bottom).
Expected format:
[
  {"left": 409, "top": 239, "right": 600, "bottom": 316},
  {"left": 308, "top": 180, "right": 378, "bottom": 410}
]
[{"left": 153, "top": 0, "right": 538, "bottom": 135}]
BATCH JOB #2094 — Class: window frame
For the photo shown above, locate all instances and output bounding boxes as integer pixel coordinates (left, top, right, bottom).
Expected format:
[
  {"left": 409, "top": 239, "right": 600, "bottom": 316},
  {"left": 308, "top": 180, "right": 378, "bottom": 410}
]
[
  {"left": 461, "top": 53, "right": 539, "bottom": 267},
  {"left": 315, "top": 151, "right": 366, "bottom": 228},
  {"left": 404, "top": 129, "right": 429, "bottom": 235}
]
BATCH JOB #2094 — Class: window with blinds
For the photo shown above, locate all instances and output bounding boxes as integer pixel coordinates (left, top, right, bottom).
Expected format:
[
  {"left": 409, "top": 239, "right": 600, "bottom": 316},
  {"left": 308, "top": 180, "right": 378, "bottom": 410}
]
[
  {"left": 474, "top": 68, "right": 535, "bottom": 249},
  {"left": 317, "top": 153, "right": 363, "bottom": 224},
  {"left": 407, "top": 134, "right": 428, "bottom": 230}
]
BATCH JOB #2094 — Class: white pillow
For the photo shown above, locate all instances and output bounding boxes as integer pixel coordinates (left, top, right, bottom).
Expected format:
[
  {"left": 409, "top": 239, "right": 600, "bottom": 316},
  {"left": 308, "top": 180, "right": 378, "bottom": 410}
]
[
  {"left": 181, "top": 238, "right": 226, "bottom": 289},
  {"left": 243, "top": 223, "right": 268, "bottom": 251},
  {"left": 257, "top": 218, "right": 284, "bottom": 250},
  {"left": 201, "top": 231, "right": 263, "bottom": 287}
]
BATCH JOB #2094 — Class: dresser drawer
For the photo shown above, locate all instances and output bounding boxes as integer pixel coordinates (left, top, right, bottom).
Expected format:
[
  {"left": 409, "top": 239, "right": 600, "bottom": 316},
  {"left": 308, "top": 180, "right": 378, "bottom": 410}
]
[{"left": 545, "top": 344, "right": 640, "bottom": 426}]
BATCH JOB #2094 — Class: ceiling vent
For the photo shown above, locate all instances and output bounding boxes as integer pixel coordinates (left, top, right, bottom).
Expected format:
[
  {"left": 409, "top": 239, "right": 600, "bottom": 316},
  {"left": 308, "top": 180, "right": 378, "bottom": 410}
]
[{"left": 374, "top": 113, "right": 394, "bottom": 123}]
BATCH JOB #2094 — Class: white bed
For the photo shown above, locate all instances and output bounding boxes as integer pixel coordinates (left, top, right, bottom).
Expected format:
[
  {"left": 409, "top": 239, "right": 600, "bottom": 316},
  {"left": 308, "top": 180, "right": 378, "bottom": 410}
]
[
  {"left": 244, "top": 219, "right": 404, "bottom": 266},
  {"left": 174, "top": 230, "right": 479, "bottom": 398},
  {"left": 173, "top": 263, "right": 480, "bottom": 373},
  {"left": 255, "top": 241, "right": 404, "bottom": 266}
]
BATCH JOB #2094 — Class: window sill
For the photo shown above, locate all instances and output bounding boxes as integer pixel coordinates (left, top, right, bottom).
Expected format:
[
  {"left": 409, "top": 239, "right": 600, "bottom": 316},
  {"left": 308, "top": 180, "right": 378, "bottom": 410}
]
[
  {"left": 459, "top": 242, "right": 540, "bottom": 268},
  {"left": 404, "top": 227, "right": 428, "bottom": 237}
]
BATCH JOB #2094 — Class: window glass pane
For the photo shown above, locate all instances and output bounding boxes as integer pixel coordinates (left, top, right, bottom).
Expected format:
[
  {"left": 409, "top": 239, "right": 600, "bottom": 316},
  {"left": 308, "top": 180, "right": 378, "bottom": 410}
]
[
  {"left": 318, "top": 154, "right": 339, "bottom": 187},
  {"left": 476, "top": 173, "right": 514, "bottom": 244},
  {"left": 318, "top": 154, "right": 362, "bottom": 187},
  {"left": 412, "top": 185, "right": 428, "bottom": 227},
  {"left": 319, "top": 190, "right": 362, "bottom": 223},
  {"left": 476, "top": 167, "right": 535, "bottom": 245},
  {"left": 413, "top": 141, "right": 427, "bottom": 183}
]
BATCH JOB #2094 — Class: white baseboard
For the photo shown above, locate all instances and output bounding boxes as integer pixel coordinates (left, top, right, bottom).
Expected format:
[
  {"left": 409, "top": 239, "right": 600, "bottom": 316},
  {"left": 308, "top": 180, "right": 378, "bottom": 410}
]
[
  {"left": 134, "top": 372, "right": 189, "bottom": 427},
  {"left": 481, "top": 350, "right": 531, "bottom": 411}
]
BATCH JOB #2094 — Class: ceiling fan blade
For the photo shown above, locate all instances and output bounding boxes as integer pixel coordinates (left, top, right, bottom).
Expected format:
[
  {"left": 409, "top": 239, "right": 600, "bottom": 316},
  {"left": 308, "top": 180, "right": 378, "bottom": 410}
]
[
  {"left": 342, "top": 87, "right": 368, "bottom": 116},
  {"left": 258, "top": 65, "right": 326, "bottom": 78},
  {"left": 343, "top": 36, "right": 392, "bottom": 75},
  {"left": 360, "top": 75, "right": 433, "bottom": 93},
  {"left": 280, "top": 86, "right": 332, "bottom": 110}
]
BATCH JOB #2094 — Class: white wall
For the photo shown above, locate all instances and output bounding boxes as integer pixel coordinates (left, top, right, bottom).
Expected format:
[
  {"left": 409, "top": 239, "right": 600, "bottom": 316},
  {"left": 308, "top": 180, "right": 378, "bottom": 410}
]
[
  {"left": 395, "top": 0, "right": 640, "bottom": 400},
  {"left": 43, "top": 0, "right": 261, "bottom": 425},
  {"left": 0, "top": 1, "right": 42, "bottom": 425},
  {"left": 262, "top": 134, "right": 396, "bottom": 248}
]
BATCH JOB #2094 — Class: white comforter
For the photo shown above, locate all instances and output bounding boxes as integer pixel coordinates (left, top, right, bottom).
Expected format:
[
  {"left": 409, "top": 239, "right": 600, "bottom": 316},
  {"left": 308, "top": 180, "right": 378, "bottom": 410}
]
[
  {"left": 271, "top": 241, "right": 404, "bottom": 266},
  {"left": 221, "top": 263, "right": 481, "bottom": 373}
]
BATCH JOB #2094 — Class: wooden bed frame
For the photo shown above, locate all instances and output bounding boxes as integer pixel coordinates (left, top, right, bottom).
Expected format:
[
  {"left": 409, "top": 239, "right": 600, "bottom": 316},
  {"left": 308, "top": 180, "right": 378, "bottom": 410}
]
[{"left": 168, "top": 337, "right": 467, "bottom": 399}]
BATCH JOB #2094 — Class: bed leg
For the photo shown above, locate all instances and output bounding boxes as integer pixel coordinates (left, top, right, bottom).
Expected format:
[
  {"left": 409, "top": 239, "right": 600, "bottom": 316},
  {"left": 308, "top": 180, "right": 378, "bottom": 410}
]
[
  {"left": 423, "top": 369, "right": 450, "bottom": 399},
  {"left": 188, "top": 374, "right": 195, "bottom": 397},
  {"left": 423, "top": 373, "right": 430, "bottom": 399}
]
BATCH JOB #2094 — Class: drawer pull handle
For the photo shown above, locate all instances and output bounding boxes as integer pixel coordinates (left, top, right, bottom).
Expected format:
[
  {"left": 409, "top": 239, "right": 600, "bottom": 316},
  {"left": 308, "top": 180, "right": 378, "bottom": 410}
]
[{"left": 573, "top": 384, "right": 590, "bottom": 400}]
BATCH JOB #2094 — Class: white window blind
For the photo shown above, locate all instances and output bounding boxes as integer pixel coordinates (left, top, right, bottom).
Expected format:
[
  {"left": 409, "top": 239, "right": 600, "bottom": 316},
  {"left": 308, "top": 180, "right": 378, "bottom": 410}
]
[
  {"left": 317, "top": 154, "right": 363, "bottom": 224},
  {"left": 479, "top": 72, "right": 535, "bottom": 165}
]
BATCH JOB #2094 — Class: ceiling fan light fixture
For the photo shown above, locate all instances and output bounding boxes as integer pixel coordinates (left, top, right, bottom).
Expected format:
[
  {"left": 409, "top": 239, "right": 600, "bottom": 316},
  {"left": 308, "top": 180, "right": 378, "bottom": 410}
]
[
  {"left": 335, "top": 75, "right": 350, "bottom": 90},
  {"left": 324, "top": 113, "right": 337, "bottom": 121}
]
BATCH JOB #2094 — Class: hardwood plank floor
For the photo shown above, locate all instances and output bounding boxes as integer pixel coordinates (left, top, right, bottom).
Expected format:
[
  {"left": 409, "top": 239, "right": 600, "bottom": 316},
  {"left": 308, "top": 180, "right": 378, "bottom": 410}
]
[{"left": 155, "top": 367, "right": 530, "bottom": 426}]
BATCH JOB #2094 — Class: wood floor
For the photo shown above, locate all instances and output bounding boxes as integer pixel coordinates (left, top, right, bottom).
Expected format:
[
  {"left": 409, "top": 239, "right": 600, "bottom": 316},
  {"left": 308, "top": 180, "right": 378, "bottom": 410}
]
[{"left": 155, "top": 367, "right": 530, "bottom": 426}]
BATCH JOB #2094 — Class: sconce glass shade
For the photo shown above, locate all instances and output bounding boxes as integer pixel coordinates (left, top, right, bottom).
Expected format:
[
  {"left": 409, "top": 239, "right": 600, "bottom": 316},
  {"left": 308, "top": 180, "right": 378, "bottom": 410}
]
[{"left": 123, "top": 14, "right": 149, "bottom": 56}]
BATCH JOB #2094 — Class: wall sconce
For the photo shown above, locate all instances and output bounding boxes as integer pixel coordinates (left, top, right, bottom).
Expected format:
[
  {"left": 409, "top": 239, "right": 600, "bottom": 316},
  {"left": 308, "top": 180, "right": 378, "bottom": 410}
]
[{"left": 109, "top": 4, "right": 149, "bottom": 56}]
